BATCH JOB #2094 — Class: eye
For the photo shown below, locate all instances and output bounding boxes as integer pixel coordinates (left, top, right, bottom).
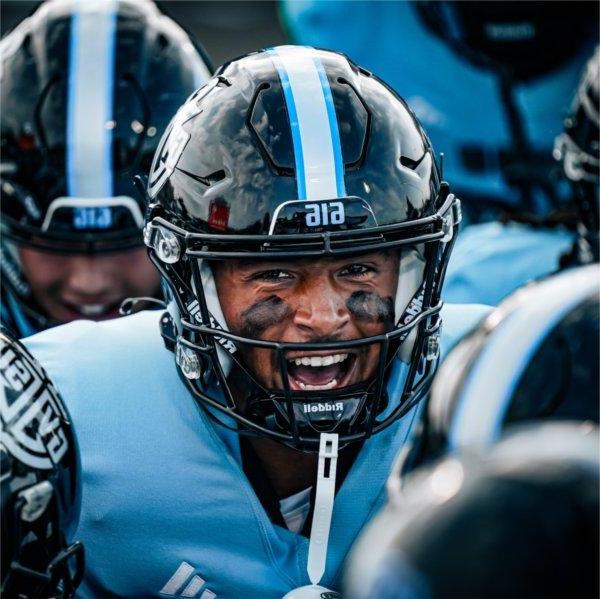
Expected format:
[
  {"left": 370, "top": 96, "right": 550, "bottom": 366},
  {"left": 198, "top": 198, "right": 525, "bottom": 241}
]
[
  {"left": 338, "top": 263, "right": 377, "bottom": 278},
  {"left": 251, "top": 269, "right": 294, "bottom": 282}
]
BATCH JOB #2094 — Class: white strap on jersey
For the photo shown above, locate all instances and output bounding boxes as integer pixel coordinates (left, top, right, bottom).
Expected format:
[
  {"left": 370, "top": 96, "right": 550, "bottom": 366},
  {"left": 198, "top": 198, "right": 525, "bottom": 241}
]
[{"left": 307, "top": 432, "right": 339, "bottom": 585}]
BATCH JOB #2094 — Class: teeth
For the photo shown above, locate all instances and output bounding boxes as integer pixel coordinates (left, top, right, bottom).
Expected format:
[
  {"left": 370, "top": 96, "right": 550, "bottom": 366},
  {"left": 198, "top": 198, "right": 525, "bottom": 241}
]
[
  {"left": 298, "top": 379, "right": 338, "bottom": 391},
  {"left": 292, "top": 353, "right": 348, "bottom": 367},
  {"left": 77, "top": 304, "right": 109, "bottom": 316}
]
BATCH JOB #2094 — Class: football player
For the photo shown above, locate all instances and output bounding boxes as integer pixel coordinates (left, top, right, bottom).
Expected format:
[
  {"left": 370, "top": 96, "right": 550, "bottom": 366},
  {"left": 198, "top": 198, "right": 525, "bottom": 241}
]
[
  {"left": 1, "top": 328, "right": 84, "bottom": 598},
  {"left": 397, "top": 263, "right": 599, "bottom": 477},
  {"left": 24, "top": 46, "right": 489, "bottom": 596},
  {"left": 444, "top": 46, "right": 599, "bottom": 305},
  {"left": 0, "top": 0, "right": 212, "bottom": 337},
  {"left": 346, "top": 423, "right": 599, "bottom": 599}
]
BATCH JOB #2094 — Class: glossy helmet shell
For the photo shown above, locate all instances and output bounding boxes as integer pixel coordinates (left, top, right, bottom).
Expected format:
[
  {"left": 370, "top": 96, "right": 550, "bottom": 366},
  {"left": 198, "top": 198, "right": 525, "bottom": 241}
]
[
  {"left": 554, "top": 47, "right": 600, "bottom": 265},
  {"left": 0, "top": 0, "right": 212, "bottom": 252},
  {"left": 0, "top": 328, "right": 83, "bottom": 597},
  {"left": 145, "top": 46, "right": 459, "bottom": 450},
  {"left": 398, "top": 264, "right": 599, "bottom": 475},
  {"left": 346, "top": 423, "right": 599, "bottom": 599}
]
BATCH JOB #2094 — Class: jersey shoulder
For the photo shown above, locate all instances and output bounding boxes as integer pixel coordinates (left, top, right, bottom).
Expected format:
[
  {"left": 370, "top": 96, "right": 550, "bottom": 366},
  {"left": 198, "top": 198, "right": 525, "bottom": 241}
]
[
  {"left": 444, "top": 222, "right": 575, "bottom": 305},
  {"left": 22, "top": 311, "right": 172, "bottom": 409},
  {"left": 440, "top": 302, "right": 490, "bottom": 358}
]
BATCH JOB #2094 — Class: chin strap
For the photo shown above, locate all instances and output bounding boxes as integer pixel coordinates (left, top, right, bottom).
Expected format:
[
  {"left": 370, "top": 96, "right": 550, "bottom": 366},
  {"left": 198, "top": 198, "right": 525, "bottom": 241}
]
[
  {"left": 282, "top": 433, "right": 341, "bottom": 599},
  {"left": 307, "top": 432, "right": 339, "bottom": 585}
]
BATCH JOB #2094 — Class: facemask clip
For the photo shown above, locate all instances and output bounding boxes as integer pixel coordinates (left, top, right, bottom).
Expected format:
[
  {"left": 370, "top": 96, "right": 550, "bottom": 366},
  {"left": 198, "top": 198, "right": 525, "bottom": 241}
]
[
  {"left": 145, "top": 223, "right": 181, "bottom": 264},
  {"left": 176, "top": 341, "right": 202, "bottom": 379},
  {"left": 19, "top": 481, "right": 53, "bottom": 522},
  {"left": 426, "top": 333, "right": 440, "bottom": 361}
]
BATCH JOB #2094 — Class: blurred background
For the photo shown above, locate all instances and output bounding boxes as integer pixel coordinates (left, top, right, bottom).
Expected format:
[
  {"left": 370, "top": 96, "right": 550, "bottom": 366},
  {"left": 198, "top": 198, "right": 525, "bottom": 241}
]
[{"left": 1, "top": 1, "right": 287, "bottom": 65}]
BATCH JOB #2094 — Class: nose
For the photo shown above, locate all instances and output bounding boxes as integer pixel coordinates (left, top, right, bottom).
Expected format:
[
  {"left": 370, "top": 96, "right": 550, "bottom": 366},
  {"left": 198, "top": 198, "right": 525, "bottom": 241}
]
[
  {"left": 63, "top": 256, "right": 113, "bottom": 298},
  {"left": 292, "top": 275, "right": 350, "bottom": 339}
]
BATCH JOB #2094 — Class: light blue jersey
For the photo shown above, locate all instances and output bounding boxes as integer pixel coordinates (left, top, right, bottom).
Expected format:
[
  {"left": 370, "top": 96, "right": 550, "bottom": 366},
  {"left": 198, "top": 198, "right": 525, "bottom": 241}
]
[
  {"left": 24, "top": 305, "right": 488, "bottom": 598},
  {"left": 281, "top": 1, "right": 591, "bottom": 214},
  {"left": 444, "top": 222, "right": 575, "bottom": 306}
]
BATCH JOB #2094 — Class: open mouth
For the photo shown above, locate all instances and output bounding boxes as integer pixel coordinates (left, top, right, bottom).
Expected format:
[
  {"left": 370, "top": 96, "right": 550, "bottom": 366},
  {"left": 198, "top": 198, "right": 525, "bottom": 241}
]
[
  {"left": 286, "top": 352, "right": 358, "bottom": 391},
  {"left": 61, "top": 300, "right": 122, "bottom": 320}
]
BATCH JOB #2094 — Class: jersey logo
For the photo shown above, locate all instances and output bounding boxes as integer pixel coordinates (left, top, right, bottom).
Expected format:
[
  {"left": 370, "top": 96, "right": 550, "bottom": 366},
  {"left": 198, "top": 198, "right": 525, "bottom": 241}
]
[{"left": 159, "top": 562, "right": 216, "bottom": 599}]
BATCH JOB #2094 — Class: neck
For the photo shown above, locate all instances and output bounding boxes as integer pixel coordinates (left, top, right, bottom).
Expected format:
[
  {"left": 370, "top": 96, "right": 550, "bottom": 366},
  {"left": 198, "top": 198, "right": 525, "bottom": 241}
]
[
  {"left": 249, "top": 437, "right": 317, "bottom": 498},
  {"left": 248, "top": 435, "right": 361, "bottom": 499}
]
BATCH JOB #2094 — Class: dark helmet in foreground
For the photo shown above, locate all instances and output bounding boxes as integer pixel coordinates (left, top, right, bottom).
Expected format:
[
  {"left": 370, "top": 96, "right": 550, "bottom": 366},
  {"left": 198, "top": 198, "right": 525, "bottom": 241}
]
[
  {"left": 554, "top": 47, "right": 600, "bottom": 265},
  {"left": 144, "top": 45, "right": 460, "bottom": 450},
  {"left": 345, "top": 422, "right": 600, "bottom": 599},
  {"left": 1, "top": 328, "right": 83, "bottom": 597},
  {"left": 398, "top": 264, "right": 599, "bottom": 475},
  {"left": 0, "top": 0, "right": 212, "bottom": 333}
]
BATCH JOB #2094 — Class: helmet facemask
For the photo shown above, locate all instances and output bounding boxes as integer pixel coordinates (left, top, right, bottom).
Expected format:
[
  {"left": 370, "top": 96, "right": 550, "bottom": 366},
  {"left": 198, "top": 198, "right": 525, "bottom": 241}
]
[{"left": 146, "top": 189, "right": 460, "bottom": 451}]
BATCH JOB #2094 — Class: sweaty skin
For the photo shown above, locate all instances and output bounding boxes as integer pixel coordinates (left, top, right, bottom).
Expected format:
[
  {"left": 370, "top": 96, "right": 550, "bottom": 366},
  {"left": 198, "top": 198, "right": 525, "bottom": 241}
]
[{"left": 213, "top": 251, "right": 399, "bottom": 496}]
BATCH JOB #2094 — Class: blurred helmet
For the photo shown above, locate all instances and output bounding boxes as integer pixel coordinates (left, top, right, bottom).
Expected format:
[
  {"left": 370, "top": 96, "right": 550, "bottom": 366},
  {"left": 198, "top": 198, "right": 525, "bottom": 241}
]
[
  {"left": 0, "top": 0, "right": 212, "bottom": 332},
  {"left": 345, "top": 422, "right": 600, "bottom": 599},
  {"left": 415, "top": 1, "right": 598, "bottom": 216},
  {"left": 1, "top": 327, "right": 83, "bottom": 597},
  {"left": 144, "top": 45, "right": 460, "bottom": 450},
  {"left": 414, "top": 1, "right": 597, "bottom": 82},
  {"left": 554, "top": 47, "right": 600, "bottom": 265},
  {"left": 399, "top": 265, "right": 599, "bottom": 474}
]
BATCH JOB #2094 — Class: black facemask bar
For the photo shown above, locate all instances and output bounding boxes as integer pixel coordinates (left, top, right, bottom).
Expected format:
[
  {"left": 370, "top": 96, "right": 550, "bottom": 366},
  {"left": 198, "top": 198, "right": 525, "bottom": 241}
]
[{"left": 146, "top": 192, "right": 460, "bottom": 450}]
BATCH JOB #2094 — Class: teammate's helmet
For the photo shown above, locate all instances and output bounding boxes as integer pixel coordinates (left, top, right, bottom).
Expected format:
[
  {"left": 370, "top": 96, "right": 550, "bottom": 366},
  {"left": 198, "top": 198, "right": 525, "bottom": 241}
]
[
  {"left": 554, "top": 47, "right": 600, "bottom": 265},
  {"left": 399, "top": 265, "right": 599, "bottom": 475},
  {"left": 414, "top": 1, "right": 597, "bottom": 81},
  {"left": 0, "top": 0, "right": 212, "bottom": 332},
  {"left": 345, "top": 423, "right": 599, "bottom": 599},
  {"left": 1, "top": 328, "right": 83, "bottom": 598},
  {"left": 144, "top": 46, "right": 460, "bottom": 450}
]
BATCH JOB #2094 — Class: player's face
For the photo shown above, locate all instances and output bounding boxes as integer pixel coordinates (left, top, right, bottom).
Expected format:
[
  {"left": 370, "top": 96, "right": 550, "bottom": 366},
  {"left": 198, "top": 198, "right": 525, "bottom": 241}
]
[
  {"left": 18, "top": 246, "right": 160, "bottom": 322},
  {"left": 214, "top": 251, "right": 399, "bottom": 391}
]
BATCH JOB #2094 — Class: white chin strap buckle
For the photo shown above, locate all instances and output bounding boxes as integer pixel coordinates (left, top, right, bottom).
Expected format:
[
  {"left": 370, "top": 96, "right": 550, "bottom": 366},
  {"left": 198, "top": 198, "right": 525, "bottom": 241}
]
[{"left": 282, "top": 433, "right": 341, "bottom": 599}]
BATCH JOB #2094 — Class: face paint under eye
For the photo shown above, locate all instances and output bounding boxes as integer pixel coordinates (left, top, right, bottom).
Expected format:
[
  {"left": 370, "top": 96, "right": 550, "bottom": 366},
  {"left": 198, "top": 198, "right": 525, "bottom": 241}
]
[
  {"left": 346, "top": 291, "right": 395, "bottom": 328},
  {"left": 238, "top": 295, "right": 293, "bottom": 338}
]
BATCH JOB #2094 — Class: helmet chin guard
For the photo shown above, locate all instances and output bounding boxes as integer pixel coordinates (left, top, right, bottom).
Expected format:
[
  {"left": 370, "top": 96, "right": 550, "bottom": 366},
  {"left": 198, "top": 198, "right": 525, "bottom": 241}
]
[{"left": 144, "top": 46, "right": 461, "bottom": 451}]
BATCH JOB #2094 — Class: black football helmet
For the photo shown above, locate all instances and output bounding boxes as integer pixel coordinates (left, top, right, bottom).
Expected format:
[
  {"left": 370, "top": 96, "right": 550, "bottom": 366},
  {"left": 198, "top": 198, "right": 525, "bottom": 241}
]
[
  {"left": 554, "top": 47, "right": 600, "bottom": 266},
  {"left": 144, "top": 45, "right": 461, "bottom": 451},
  {"left": 0, "top": 0, "right": 212, "bottom": 334},
  {"left": 346, "top": 422, "right": 600, "bottom": 599},
  {"left": 414, "top": 1, "right": 597, "bottom": 82},
  {"left": 1, "top": 328, "right": 84, "bottom": 598},
  {"left": 398, "top": 264, "right": 599, "bottom": 476},
  {"left": 414, "top": 1, "right": 599, "bottom": 216}
]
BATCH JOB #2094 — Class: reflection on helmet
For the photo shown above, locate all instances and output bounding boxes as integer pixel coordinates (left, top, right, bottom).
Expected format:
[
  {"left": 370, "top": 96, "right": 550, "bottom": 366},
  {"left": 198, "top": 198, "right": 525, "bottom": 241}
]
[
  {"left": 0, "top": 0, "right": 212, "bottom": 333},
  {"left": 345, "top": 422, "right": 599, "bottom": 599},
  {"left": 399, "top": 265, "right": 599, "bottom": 476},
  {"left": 144, "top": 45, "right": 461, "bottom": 450},
  {"left": 554, "top": 47, "right": 600, "bottom": 265},
  {"left": 0, "top": 328, "right": 84, "bottom": 598}
]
